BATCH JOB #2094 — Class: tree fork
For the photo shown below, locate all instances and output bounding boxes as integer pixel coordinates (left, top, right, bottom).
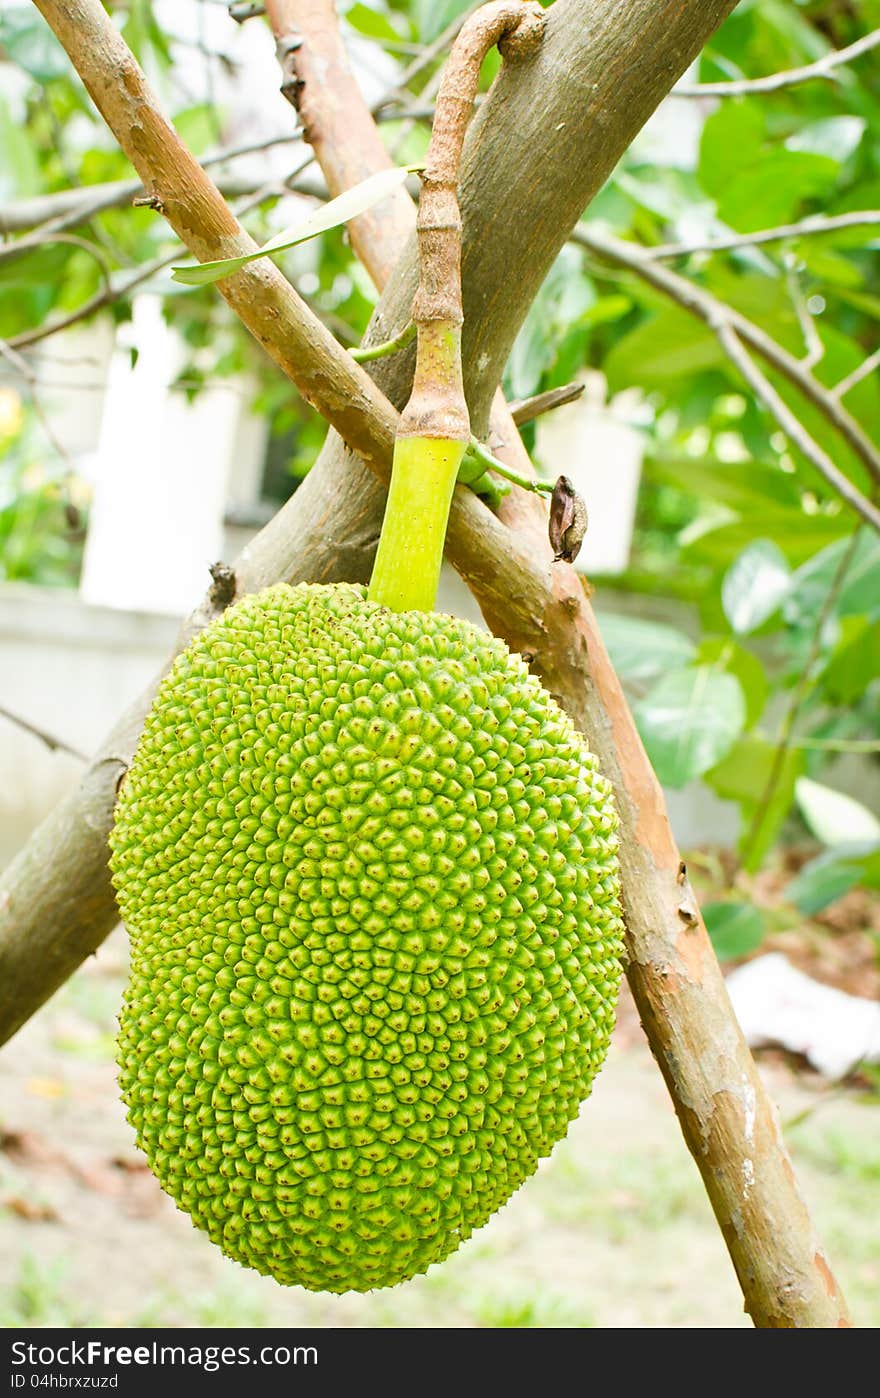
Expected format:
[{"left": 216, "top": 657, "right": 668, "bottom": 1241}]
[{"left": 2, "top": 0, "right": 849, "bottom": 1326}]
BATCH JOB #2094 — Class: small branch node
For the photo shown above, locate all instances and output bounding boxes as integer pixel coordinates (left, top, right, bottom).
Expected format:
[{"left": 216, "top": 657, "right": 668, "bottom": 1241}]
[
  {"left": 229, "top": 2, "right": 265, "bottom": 23},
  {"left": 131, "top": 193, "right": 164, "bottom": 212},
  {"left": 208, "top": 561, "right": 237, "bottom": 610}
]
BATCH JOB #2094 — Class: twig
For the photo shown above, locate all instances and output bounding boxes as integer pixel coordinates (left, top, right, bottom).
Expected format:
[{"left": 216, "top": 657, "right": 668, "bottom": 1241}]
[
  {"left": 832, "top": 346, "right": 880, "bottom": 401},
  {"left": 0, "top": 338, "right": 80, "bottom": 481},
  {"left": 648, "top": 210, "right": 880, "bottom": 259},
  {"left": 785, "top": 263, "right": 824, "bottom": 372},
  {"left": 229, "top": 1, "right": 264, "bottom": 20},
  {"left": 676, "top": 28, "right": 880, "bottom": 96},
  {"left": 466, "top": 434, "right": 554, "bottom": 495},
  {"left": 712, "top": 320, "right": 879, "bottom": 531},
  {"left": 371, "top": 1, "right": 485, "bottom": 115},
  {"left": 574, "top": 225, "right": 880, "bottom": 490},
  {"left": 350, "top": 321, "right": 415, "bottom": 362},
  {"left": 4, "top": 160, "right": 326, "bottom": 352},
  {"left": 6, "top": 251, "right": 179, "bottom": 351},
  {"left": 509, "top": 381, "right": 585, "bottom": 425},
  {"left": 0, "top": 704, "right": 86, "bottom": 763},
  {"left": 0, "top": 132, "right": 310, "bottom": 246},
  {"left": 740, "top": 531, "right": 865, "bottom": 872}
]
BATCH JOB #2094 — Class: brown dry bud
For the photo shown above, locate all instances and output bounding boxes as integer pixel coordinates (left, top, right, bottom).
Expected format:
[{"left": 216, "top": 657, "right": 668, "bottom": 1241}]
[{"left": 548, "top": 475, "right": 588, "bottom": 563}]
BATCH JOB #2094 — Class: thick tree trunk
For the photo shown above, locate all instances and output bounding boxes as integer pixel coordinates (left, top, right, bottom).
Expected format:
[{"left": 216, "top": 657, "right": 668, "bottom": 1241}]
[{"left": 2, "top": 0, "right": 850, "bottom": 1326}]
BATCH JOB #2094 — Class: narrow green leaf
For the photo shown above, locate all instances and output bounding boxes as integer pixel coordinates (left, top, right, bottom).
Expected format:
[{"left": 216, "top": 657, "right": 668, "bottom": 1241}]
[
  {"left": 172, "top": 166, "right": 417, "bottom": 286},
  {"left": 705, "top": 735, "right": 806, "bottom": 874},
  {"left": 703, "top": 901, "right": 766, "bottom": 962},
  {"left": 795, "top": 777, "right": 880, "bottom": 847},
  {"left": 785, "top": 842, "right": 880, "bottom": 916}
]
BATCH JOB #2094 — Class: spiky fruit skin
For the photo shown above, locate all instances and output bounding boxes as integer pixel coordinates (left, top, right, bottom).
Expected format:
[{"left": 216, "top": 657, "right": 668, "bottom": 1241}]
[{"left": 110, "top": 583, "right": 624, "bottom": 1293}]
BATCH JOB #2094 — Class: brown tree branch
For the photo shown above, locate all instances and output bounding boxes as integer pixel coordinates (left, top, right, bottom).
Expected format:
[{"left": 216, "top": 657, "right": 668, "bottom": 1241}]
[{"left": 2, "top": 0, "right": 849, "bottom": 1325}]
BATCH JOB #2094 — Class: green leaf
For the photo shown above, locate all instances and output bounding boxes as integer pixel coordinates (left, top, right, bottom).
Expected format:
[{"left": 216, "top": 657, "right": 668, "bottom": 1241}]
[
  {"left": 717, "top": 152, "right": 839, "bottom": 234},
  {"left": 794, "top": 777, "right": 880, "bottom": 847},
  {"left": 721, "top": 539, "right": 791, "bottom": 635},
  {"left": 172, "top": 166, "right": 416, "bottom": 286},
  {"left": 0, "top": 96, "right": 41, "bottom": 200},
  {"left": 648, "top": 457, "right": 802, "bottom": 513},
  {"left": 821, "top": 616, "right": 880, "bottom": 704},
  {"left": 604, "top": 306, "right": 722, "bottom": 392},
  {"left": 785, "top": 843, "right": 880, "bottom": 916},
  {"left": 598, "top": 614, "right": 696, "bottom": 685},
  {"left": 415, "top": 0, "right": 471, "bottom": 42},
  {"left": 703, "top": 901, "right": 766, "bottom": 962},
  {"left": 0, "top": 7, "right": 71, "bottom": 81},
  {"left": 786, "top": 118, "right": 866, "bottom": 164},
  {"left": 345, "top": 3, "right": 404, "bottom": 43},
  {"left": 634, "top": 666, "right": 746, "bottom": 787},
  {"left": 698, "top": 101, "right": 765, "bottom": 200},
  {"left": 682, "top": 511, "right": 850, "bottom": 570},
  {"left": 785, "top": 532, "right": 880, "bottom": 628},
  {"left": 695, "top": 638, "right": 767, "bottom": 729},
  {"left": 706, "top": 735, "right": 805, "bottom": 873}
]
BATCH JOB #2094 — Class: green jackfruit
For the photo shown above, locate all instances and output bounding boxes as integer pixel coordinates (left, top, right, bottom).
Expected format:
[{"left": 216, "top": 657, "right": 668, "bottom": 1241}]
[{"left": 110, "top": 582, "right": 624, "bottom": 1292}]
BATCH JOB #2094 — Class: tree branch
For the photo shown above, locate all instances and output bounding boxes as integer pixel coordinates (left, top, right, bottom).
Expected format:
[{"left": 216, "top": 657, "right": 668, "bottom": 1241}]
[
  {"left": 574, "top": 225, "right": 880, "bottom": 496},
  {"left": 676, "top": 27, "right": 880, "bottom": 96},
  {"left": 27, "top": 0, "right": 409, "bottom": 485},
  {"left": 647, "top": 209, "right": 880, "bottom": 259},
  {"left": 713, "top": 321, "right": 880, "bottom": 531},
  {"left": 0, "top": 703, "right": 86, "bottom": 762},
  {"left": 833, "top": 346, "right": 880, "bottom": 402},
  {"left": 2, "top": 0, "right": 850, "bottom": 1325},
  {"left": 0, "top": 132, "right": 316, "bottom": 242}
]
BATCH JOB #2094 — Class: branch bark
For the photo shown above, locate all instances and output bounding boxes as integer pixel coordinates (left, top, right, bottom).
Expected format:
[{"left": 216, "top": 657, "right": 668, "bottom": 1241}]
[{"left": 3, "top": 0, "right": 850, "bottom": 1326}]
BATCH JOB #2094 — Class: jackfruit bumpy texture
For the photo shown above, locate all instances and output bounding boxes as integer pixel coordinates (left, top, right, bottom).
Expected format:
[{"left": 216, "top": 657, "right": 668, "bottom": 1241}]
[{"left": 111, "top": 582, "right": 624, "bottom": 1293}]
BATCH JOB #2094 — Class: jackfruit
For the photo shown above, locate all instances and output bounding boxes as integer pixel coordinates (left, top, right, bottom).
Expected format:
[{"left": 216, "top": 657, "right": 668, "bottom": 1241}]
[{"left": 110, "top": 581, "right": 624, "bottom": 1292}]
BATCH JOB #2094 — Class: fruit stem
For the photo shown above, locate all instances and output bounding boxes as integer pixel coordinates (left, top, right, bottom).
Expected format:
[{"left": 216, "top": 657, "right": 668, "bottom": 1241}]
[
  {"left": 464, "top": 435, "right": 556, "bottom": 496},
  {"left": 367, "top": 1, "right": 545, "bottom": 613},
  {"left": 350, "top": 321, "right": 416, "bottom": 363}
]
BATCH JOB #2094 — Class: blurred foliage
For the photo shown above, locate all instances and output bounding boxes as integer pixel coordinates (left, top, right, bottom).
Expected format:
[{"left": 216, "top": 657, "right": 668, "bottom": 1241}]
[{"left": 0, "top": 0, "right": 878, "bottom": 931}]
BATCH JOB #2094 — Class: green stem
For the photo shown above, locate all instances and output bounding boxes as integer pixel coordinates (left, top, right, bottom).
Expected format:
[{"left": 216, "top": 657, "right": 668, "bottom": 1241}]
[
  {"left": 350, "top": 321, "right": 416, "bottom": 363},
  {"left": 464, "top": 435, "right": 555, "bottom": 495},
  {"left": 368, "top": 435, "right": 467, "bottom": 611}
]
